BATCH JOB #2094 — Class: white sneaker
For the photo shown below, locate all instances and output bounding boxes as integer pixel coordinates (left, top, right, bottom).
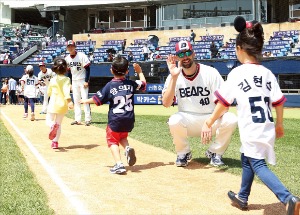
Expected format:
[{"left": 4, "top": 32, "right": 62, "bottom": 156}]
[{"left": 110, "top": 163, "right": 126, "bottom": 174}]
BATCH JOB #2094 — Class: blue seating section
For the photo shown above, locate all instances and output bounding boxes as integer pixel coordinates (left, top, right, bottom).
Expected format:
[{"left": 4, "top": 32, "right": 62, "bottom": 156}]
[
  {"left": 23, "top": 41, "right": 96, "bottom": 64},
  {"left": 21, "top": 29, "right": 300, "bottom": 65}
]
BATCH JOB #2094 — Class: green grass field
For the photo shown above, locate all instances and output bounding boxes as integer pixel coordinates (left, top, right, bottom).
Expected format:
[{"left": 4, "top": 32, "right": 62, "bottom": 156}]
[
  {"left": 0, "top": 121, "right": 54, "bottom": 215},
  {"left": 67, "top": 104, "right": 300, "bottom": 196}
]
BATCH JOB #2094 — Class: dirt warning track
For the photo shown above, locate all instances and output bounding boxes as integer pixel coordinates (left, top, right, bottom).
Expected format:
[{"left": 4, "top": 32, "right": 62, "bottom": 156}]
[{"left": 1, "top": 105, "right": 286, "bottom": 215}]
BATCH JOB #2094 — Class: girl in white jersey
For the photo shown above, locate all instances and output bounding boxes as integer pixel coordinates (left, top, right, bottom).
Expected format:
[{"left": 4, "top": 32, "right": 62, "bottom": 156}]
[
  {"left": 201, "top": 16, "right": 299, "bottom": 215},
  {"left": 20, "top": 65, "right": 38, "bottom": 121}
]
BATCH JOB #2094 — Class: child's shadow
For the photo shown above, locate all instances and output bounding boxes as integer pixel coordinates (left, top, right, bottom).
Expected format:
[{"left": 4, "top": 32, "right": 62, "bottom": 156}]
[
  {"left": 232, "top": 202, "right": 285, "bottom": 215},
  {"left": 56, "top": 144, "right": 99, "bottom": 152},
  {"left": 250, "top": 202, "right": 285, "bottom": 215},
  {"left": 129, "top": 162, "right": 174, "bottom": 172}
]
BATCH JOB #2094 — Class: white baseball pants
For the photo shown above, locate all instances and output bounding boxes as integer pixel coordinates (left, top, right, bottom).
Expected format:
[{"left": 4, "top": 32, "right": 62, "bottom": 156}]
[
  {"left": 42, "top": 85, "right": 49, "bottom": 112},
  {"left": 168, "top": 111, "right": 237, "bottom": 156},
  {"left": 72, "top": 79, "right": 91, "bottom": 122}
]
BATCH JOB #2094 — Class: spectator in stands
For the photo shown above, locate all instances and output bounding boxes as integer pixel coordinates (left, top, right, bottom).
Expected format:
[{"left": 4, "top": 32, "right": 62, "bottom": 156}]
[
  {"left": 45, "top": 34, "right": 51, "bottom": 46},
  {"left": 25, "top": 23, "right": 31, "bottom": 35},
  {"left": 3, "top": 52, "right": 11, "bottom": 64},
  {"left": 0, "top": 51, "right": 5, "bottom": 64},
  {"left": 190, "top": 29, "right": 196, "bottom": 43},
  {"left": 60, "top": 35, "right": 66, "bottom": 43},
  {"left": 210, "top": 41, "right": 218, "bottom": 59},
  {"left": 88, "top": 52, "right": 94, "bottom": 63},
  {"left": 65, "top": 40, "right": 92, "bottom": 126},
  {"left": 99, "top": 23, "right": 106, "bottom": 33},
  {"left": 8, "top": 76, "right": 17, "bottom": 105},
  {"left": 223, "top": 42, "right": 229, "bottom": 48},
  {"left": 122, "top": 39, "right": 126, "bottom": 54},
  {"left": 87, "top": 34, "right": 91, "bottom": 43},
  {"left": 162, "top": 40, "right": 237, "bottom": 167},
  {"left": 142, "top": 44, "right": 149, "bottom": 61},
  {"left": 290, "top": 41, "right": 295, "bottom": 49},
  {"left": 41, "top": 37, "right": 47, "bottom": 50},
  {"left": 267, "top": 51, "right": 273, "bottom": 57},
  {"left": 127, "top": 51, "right": 134, "bottom": 62},
  {"left": 107, "top": 52, "right": 114, "bottom": 62}
]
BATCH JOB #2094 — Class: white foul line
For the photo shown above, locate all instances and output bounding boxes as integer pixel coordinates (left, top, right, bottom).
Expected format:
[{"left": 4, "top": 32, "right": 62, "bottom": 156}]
[{"left": 1, "top": 110, "right": 91, "bottom": 215}]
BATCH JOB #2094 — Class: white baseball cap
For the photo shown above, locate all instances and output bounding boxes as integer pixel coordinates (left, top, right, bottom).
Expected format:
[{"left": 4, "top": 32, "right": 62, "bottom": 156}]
[{"left": 26, "top": 65, "right": 34, "bottom": 71}]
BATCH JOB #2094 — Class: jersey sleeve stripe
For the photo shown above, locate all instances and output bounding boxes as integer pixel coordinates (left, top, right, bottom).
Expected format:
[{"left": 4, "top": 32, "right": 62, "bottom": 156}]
[
  {"left": 84, "top": 63, "right": 91, "bottom": 68},
  {"left": 92, "top": 95, "right": 102, "bottom": 106},
  {"left": 141, "top": 81, "right": 147, "bottom": 92},
  {"left": 214, "top": 91, "right": 231, "bottom": 107},
  {"left": 272, "top": 95, "right": 287, "bottom": 107}
]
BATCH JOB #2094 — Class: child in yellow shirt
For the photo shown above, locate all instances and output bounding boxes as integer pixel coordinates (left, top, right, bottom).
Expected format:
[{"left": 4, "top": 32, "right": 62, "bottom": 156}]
[{"left": 46, "top": 58, "right": 74, "bottom": 149}]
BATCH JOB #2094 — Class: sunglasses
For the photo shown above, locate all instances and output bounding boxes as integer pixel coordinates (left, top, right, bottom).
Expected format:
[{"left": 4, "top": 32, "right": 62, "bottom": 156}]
[{"left": 177, "top": 50, "right": 193, "bottom": 58}]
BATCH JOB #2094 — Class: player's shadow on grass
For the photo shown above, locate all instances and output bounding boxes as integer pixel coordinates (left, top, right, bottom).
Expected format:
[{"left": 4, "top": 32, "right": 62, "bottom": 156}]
[
  {"left": 128, "top": 162, "right": 174, "bottom": 172},
  {"left": 237, "top": 202, "right": 285, "bottom": 215},
  {"left": 57, "top": 144, "right": 99, "bottom": 152},
  {"left": 91, "top": 121, "right": 107, "bottom": 125}
]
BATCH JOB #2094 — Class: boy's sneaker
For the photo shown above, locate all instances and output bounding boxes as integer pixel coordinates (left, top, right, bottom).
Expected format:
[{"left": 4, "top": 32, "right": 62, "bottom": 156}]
[
  {"left": 210, "top": 154, "right": 225, "bottom": 167},
  {"left": 85, "top": 121, "right": 91, "bottom": 126},
  {"left": 40, "top": 111, "right": 46, "bottom": 114},
  {"left": 287, "top": 196, "right": 300, "bottom": 215},
  {"left": 23, "top": 113, "right": 28, "bottom": 118},
  {"left": 125, "top": 146, "right": 136, "bottom": 166},
  {"left": 228, "top": 191, "right": 248, "bottom": 210},
  {"left": 110, "top": 163, "right": 126, "bottom": 174},
  {"left": 49, "top": 123, "right": 59, "bottom": 140},
  {"left": 51, "top": 141, "right": 59, "bottom": 149},
  {"left": 30, "top": 113, "right": 35, "bottom": 121}
]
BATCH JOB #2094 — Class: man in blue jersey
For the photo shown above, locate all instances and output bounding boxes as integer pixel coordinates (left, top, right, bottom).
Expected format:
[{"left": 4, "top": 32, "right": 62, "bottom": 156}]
[{"left": 80, "top": 55, "right": 146, "bottom": 174}]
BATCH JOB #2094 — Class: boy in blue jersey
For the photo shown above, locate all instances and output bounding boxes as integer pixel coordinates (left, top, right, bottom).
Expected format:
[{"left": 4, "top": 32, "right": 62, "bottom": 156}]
[{"left": 81, "top": 56, "right": 146, "bottom": 174}]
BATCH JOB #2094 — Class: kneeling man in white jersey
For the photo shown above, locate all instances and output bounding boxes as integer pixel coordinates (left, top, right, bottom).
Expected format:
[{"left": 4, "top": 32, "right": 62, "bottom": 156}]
[{"left": 162, "top": 41, "right": 237, "bottom": 167}]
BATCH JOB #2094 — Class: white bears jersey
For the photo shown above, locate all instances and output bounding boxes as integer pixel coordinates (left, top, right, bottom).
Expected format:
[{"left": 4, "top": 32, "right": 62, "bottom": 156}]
[
  {"left": 38, "top": 68, "right": 54, "bottom": 86},
  {"left": 163, "top": 63, "right": 224, "bottom": 114},
  {"left": 20, "top": 74, "right": 39, "bottom": 98},
  {"left": 215, "top": 64, "right": 286, "bottom": 165},
  {"left": 65, "top": 52, "right": 90, "bottom": 81}
]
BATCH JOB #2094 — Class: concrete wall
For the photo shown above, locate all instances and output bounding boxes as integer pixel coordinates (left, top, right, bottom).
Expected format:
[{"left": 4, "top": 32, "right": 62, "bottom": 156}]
[
  {"left": 0, "top": 3, "right": 12, "bottom": 24},
  {"left": 63, "top": 9, "right": 88, "bottom": 40},
  {"left": 73, "top": 22, "right": 300, "bottom": 48}
]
